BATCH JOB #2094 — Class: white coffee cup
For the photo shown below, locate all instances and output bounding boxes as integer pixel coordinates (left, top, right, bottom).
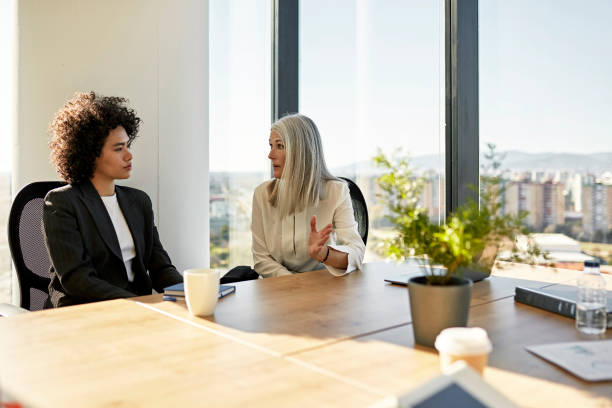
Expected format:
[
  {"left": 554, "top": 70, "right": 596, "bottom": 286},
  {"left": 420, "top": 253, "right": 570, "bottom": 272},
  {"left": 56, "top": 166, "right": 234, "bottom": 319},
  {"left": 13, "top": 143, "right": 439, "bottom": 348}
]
[
  {"left": 434, "top": 327, "right": 493, "bottom": 375},
  {"left": 184, "top": 268, "right": 220, "bottom": 317}
]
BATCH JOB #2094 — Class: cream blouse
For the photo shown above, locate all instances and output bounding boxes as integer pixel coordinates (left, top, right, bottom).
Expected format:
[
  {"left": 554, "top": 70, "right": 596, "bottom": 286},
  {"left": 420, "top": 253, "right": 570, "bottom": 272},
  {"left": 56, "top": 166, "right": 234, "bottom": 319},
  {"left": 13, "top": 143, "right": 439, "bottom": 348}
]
[{"left": 251, "top": 179, "right": 365, "bottom": 278}]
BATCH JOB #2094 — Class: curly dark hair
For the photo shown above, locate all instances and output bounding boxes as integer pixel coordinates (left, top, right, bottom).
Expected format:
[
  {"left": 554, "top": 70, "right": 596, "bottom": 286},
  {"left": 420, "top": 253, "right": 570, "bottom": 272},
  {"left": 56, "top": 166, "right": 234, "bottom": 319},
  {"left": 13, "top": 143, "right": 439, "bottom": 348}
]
[{"left": 49, "top": 91, "right": 141, "bottom": 184}]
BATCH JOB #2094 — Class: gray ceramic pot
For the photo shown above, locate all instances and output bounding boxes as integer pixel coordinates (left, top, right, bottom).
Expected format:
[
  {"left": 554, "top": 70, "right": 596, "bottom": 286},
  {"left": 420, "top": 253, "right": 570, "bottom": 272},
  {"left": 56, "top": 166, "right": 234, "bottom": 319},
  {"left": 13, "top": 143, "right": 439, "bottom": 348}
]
[{"left": 407, "top": 276, "right": 473, "bottom": 347}]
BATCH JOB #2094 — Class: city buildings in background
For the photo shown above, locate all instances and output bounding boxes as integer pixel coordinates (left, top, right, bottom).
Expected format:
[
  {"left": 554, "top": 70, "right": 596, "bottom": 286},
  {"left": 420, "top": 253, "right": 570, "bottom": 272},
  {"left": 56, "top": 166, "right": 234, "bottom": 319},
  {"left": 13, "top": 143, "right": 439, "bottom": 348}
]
[
  {"left": 497, "top": 171, "right": 612, "bottom": 269},
  {"left": 209, "top": 151, "right": 612, "bottom": 270},
  {"left": 500, "top": 170, "right": 612, "bottom": 242}
]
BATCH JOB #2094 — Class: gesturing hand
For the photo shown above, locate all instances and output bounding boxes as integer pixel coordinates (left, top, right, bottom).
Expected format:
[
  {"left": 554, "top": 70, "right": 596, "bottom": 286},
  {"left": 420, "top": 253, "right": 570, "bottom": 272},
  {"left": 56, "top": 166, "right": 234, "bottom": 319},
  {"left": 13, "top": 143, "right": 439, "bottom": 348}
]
[{"left": 308, "top": 215, "right": 332, "bottom": 261}]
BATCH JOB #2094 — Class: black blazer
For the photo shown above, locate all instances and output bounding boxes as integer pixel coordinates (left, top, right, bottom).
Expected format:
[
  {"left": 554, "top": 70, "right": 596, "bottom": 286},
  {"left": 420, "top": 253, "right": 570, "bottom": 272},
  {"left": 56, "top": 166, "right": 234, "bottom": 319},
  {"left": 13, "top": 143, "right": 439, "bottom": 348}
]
[{"left": 43, "top": 180, "right": 183, "bottom": 307}]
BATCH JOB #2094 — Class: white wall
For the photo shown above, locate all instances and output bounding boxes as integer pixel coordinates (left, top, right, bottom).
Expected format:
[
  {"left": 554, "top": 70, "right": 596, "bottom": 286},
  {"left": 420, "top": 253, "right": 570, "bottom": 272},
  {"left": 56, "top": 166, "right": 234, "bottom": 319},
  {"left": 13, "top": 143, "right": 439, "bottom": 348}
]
[{"left": 13, "top": 0, "right": 209, "bottom": 297}]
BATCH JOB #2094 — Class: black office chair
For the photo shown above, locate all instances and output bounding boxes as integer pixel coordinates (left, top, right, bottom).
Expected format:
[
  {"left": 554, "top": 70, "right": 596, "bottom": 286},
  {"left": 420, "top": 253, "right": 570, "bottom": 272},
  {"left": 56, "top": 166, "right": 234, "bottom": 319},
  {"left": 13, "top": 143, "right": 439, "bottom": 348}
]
[
  {"left": 339, "top": 177, "right": 369, "bottom": 246},
  {"left": 7, "top": 181, "right": 66, "bottom": 311}
]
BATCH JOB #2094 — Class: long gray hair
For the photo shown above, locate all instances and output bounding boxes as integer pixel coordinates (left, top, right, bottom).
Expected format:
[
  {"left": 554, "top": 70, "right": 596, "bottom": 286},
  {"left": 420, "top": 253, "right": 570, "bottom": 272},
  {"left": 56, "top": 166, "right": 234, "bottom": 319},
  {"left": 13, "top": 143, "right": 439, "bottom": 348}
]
[{"left": 269, "top": 114, "right": 337, "bottom": 218}]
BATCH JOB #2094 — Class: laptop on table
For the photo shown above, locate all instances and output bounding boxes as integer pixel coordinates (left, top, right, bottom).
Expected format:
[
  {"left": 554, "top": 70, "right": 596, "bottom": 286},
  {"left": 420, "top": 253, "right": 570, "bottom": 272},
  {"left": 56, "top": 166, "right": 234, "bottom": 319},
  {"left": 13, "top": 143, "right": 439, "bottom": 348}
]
[{"left": 383, "top": 263, "right": 489, "bottom": 285}]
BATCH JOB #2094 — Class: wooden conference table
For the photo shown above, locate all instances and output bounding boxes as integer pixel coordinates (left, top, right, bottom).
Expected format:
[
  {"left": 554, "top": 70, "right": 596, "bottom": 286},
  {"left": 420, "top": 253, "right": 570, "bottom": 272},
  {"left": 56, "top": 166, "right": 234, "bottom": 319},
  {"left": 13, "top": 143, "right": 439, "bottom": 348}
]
[{"left": 1, "top": 262, "right": 611, "bottom": 407}]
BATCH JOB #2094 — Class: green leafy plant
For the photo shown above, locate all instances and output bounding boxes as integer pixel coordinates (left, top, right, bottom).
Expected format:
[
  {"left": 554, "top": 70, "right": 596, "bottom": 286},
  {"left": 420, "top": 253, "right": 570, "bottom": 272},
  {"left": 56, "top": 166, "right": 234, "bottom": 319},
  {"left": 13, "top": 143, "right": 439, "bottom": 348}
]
[{"left": 374, "top": 145, "right": 545, "bottom": 285}]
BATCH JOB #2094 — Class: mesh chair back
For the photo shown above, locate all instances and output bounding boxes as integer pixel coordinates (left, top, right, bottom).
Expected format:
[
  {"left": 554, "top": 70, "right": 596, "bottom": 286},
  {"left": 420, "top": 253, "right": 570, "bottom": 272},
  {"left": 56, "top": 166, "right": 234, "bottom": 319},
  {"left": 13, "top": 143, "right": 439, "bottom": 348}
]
[
  {"left": 8, "top": 181, "right": 66, "bottom": 310},
  {"left": 339, "top": 177, "right": 369, "bottom": 246}
]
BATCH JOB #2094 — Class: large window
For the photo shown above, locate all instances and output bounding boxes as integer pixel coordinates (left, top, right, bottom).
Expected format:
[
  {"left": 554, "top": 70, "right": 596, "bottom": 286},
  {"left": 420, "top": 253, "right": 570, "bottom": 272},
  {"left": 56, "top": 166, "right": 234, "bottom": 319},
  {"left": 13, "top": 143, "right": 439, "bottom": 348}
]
[
  {"left": 210, "top": 1, "right": 446, "bottom": 268},
  {"left": 479, "top": 0, "right": 612, "bottom": 265},
  {"left": 300, "top": 0, "right": 445, "bottom": 261},
  {"left": 209, "top": 0, "right": 272, "bottom": 271}
]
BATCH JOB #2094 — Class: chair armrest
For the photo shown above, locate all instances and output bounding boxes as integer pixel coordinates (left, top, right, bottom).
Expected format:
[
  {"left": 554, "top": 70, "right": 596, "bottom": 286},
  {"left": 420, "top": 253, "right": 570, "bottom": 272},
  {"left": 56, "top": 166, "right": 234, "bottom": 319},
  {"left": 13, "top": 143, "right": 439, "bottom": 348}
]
[{"left": 0, "top": 303, "right": 29, "bottom": 317}]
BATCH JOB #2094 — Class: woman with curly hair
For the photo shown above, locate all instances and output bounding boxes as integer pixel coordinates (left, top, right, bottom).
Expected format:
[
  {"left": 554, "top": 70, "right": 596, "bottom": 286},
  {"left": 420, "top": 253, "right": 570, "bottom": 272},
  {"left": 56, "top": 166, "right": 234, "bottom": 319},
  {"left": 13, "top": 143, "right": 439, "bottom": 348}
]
[{"left": 43, "top": 92, "right": 182, "bottom": 307}]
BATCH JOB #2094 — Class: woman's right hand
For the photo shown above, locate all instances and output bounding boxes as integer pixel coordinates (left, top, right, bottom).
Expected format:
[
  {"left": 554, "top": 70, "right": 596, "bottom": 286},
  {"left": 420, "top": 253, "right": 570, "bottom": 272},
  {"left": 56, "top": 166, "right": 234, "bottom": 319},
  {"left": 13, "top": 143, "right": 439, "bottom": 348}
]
[{"left": 308, "top": 215, "right": 332, "bottom": 261}]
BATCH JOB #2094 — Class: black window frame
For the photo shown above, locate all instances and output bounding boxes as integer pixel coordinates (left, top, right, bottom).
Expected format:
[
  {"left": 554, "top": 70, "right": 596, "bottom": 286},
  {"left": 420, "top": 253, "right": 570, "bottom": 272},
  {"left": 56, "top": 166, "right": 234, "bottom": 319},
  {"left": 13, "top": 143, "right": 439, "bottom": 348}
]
[
  {"left": 272, "top": 0, "right": 298, "bottom": 121},
  {"left": 274, "top": 0, "right": 479, "bottom": 215}
]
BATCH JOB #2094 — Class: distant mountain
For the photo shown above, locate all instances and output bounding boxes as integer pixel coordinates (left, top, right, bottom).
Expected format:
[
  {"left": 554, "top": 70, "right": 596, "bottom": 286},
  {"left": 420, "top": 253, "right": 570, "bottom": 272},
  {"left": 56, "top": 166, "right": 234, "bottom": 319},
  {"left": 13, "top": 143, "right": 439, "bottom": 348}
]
[
  {"left": 330, "top": 154, "right": 443, "bottom": 177},
  {"left": 490, "top": 151, "right": 612, "bottom": 173},
  {"left": 330, "top": 151, "right": 612, "bottom": 176}
]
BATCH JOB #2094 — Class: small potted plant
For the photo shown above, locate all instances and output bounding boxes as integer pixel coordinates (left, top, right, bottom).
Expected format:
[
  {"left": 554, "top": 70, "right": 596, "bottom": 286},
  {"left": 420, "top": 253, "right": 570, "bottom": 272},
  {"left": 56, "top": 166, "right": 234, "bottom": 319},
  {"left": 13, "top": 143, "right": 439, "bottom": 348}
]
[{"left": 374, "top": 146, "right": 542, "bottom": 347}]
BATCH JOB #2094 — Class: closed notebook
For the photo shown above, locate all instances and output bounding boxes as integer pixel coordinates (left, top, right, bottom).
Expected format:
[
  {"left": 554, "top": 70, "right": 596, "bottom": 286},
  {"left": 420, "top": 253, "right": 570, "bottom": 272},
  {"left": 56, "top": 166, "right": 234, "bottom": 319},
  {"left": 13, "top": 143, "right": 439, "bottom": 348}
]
[
  {"left": 164, "top": 283, "right": 236, "bottom": 299},
  {"left": 514, "top": 285, "right": 612, "bottom": 328}
]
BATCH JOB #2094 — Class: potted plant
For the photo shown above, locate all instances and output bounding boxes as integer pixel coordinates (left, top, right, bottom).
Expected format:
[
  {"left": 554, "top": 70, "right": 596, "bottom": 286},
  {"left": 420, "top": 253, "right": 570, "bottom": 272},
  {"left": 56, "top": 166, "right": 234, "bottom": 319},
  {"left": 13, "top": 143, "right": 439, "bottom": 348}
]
[{"left": 374, "top": 146, "right": 543, "bottom": 347}]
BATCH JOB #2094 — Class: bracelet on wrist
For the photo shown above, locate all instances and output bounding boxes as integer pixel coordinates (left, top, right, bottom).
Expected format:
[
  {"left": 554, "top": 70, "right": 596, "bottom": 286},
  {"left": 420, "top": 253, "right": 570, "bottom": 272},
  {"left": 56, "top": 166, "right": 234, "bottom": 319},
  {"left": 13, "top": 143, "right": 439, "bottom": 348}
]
[{"left": 320, "top": 246, "right": 330, "bottom": 263}]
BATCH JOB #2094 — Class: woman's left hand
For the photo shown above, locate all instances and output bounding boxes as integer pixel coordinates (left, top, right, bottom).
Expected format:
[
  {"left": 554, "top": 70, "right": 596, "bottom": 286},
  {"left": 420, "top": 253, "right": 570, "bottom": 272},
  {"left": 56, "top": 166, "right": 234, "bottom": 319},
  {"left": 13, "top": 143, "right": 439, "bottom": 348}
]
[{"left": 308, "top": 215, "right": 332, "bottom": 261}]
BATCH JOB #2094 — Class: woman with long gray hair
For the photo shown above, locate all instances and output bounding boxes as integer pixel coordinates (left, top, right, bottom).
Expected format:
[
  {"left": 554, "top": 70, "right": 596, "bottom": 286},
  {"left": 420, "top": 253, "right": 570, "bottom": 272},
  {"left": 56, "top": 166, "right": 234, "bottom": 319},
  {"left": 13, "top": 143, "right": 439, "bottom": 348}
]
[{"left": 251, "top": 113, "right": 365, "bottom": 277}]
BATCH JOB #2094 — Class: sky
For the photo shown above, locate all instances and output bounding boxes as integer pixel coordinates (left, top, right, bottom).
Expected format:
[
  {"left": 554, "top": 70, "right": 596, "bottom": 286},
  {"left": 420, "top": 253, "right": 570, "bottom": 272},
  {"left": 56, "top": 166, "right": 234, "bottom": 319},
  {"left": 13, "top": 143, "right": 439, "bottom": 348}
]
[
  {"left": 479, "top": 0, "right": 612, "bottom": 154},
  {"left": 209, "top": 0, "right": 612, "bottom": 172},
  {"left": 1, "top": 0, "right": 611, "bottom": 173}
]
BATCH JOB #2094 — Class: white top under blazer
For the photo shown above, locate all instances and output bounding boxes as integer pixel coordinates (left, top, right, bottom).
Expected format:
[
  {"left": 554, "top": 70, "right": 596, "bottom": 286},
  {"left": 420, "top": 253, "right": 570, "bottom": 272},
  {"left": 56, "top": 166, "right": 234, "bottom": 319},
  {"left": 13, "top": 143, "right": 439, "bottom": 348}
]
[
  {"left": 251, "top": 178, "right": 365, "bottom": 278},
  {"left": 100, "top": 194, "right": 136, "bottom": 282}
]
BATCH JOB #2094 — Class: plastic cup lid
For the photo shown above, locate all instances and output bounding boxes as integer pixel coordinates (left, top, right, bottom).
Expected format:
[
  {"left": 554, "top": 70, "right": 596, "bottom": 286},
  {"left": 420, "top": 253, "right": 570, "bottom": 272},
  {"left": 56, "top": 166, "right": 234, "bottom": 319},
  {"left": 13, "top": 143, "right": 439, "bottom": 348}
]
[{"left": 434, "top": 327, "right": 493, "bottom": 355}]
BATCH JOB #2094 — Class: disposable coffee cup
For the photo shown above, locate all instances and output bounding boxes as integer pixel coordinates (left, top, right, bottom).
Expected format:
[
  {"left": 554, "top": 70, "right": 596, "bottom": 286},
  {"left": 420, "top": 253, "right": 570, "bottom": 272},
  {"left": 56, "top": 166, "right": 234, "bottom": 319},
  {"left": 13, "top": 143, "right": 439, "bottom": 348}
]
[
  {"left": 184, "top": 268, "right": 220, "bottom": 317},
  {"left": 434, "top": 327, "right": 492, "bottom": 375}
]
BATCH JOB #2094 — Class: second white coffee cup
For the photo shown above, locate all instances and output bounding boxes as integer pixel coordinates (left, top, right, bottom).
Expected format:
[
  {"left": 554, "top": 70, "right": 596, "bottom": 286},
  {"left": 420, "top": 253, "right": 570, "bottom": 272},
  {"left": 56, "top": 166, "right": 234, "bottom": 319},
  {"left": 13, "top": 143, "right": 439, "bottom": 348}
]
[
  {"left": 184, "top": 268, "right": 220, "bottom": 317},
  {"left": 434, "top": 327, "right": 492, "bottom": 375}
]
